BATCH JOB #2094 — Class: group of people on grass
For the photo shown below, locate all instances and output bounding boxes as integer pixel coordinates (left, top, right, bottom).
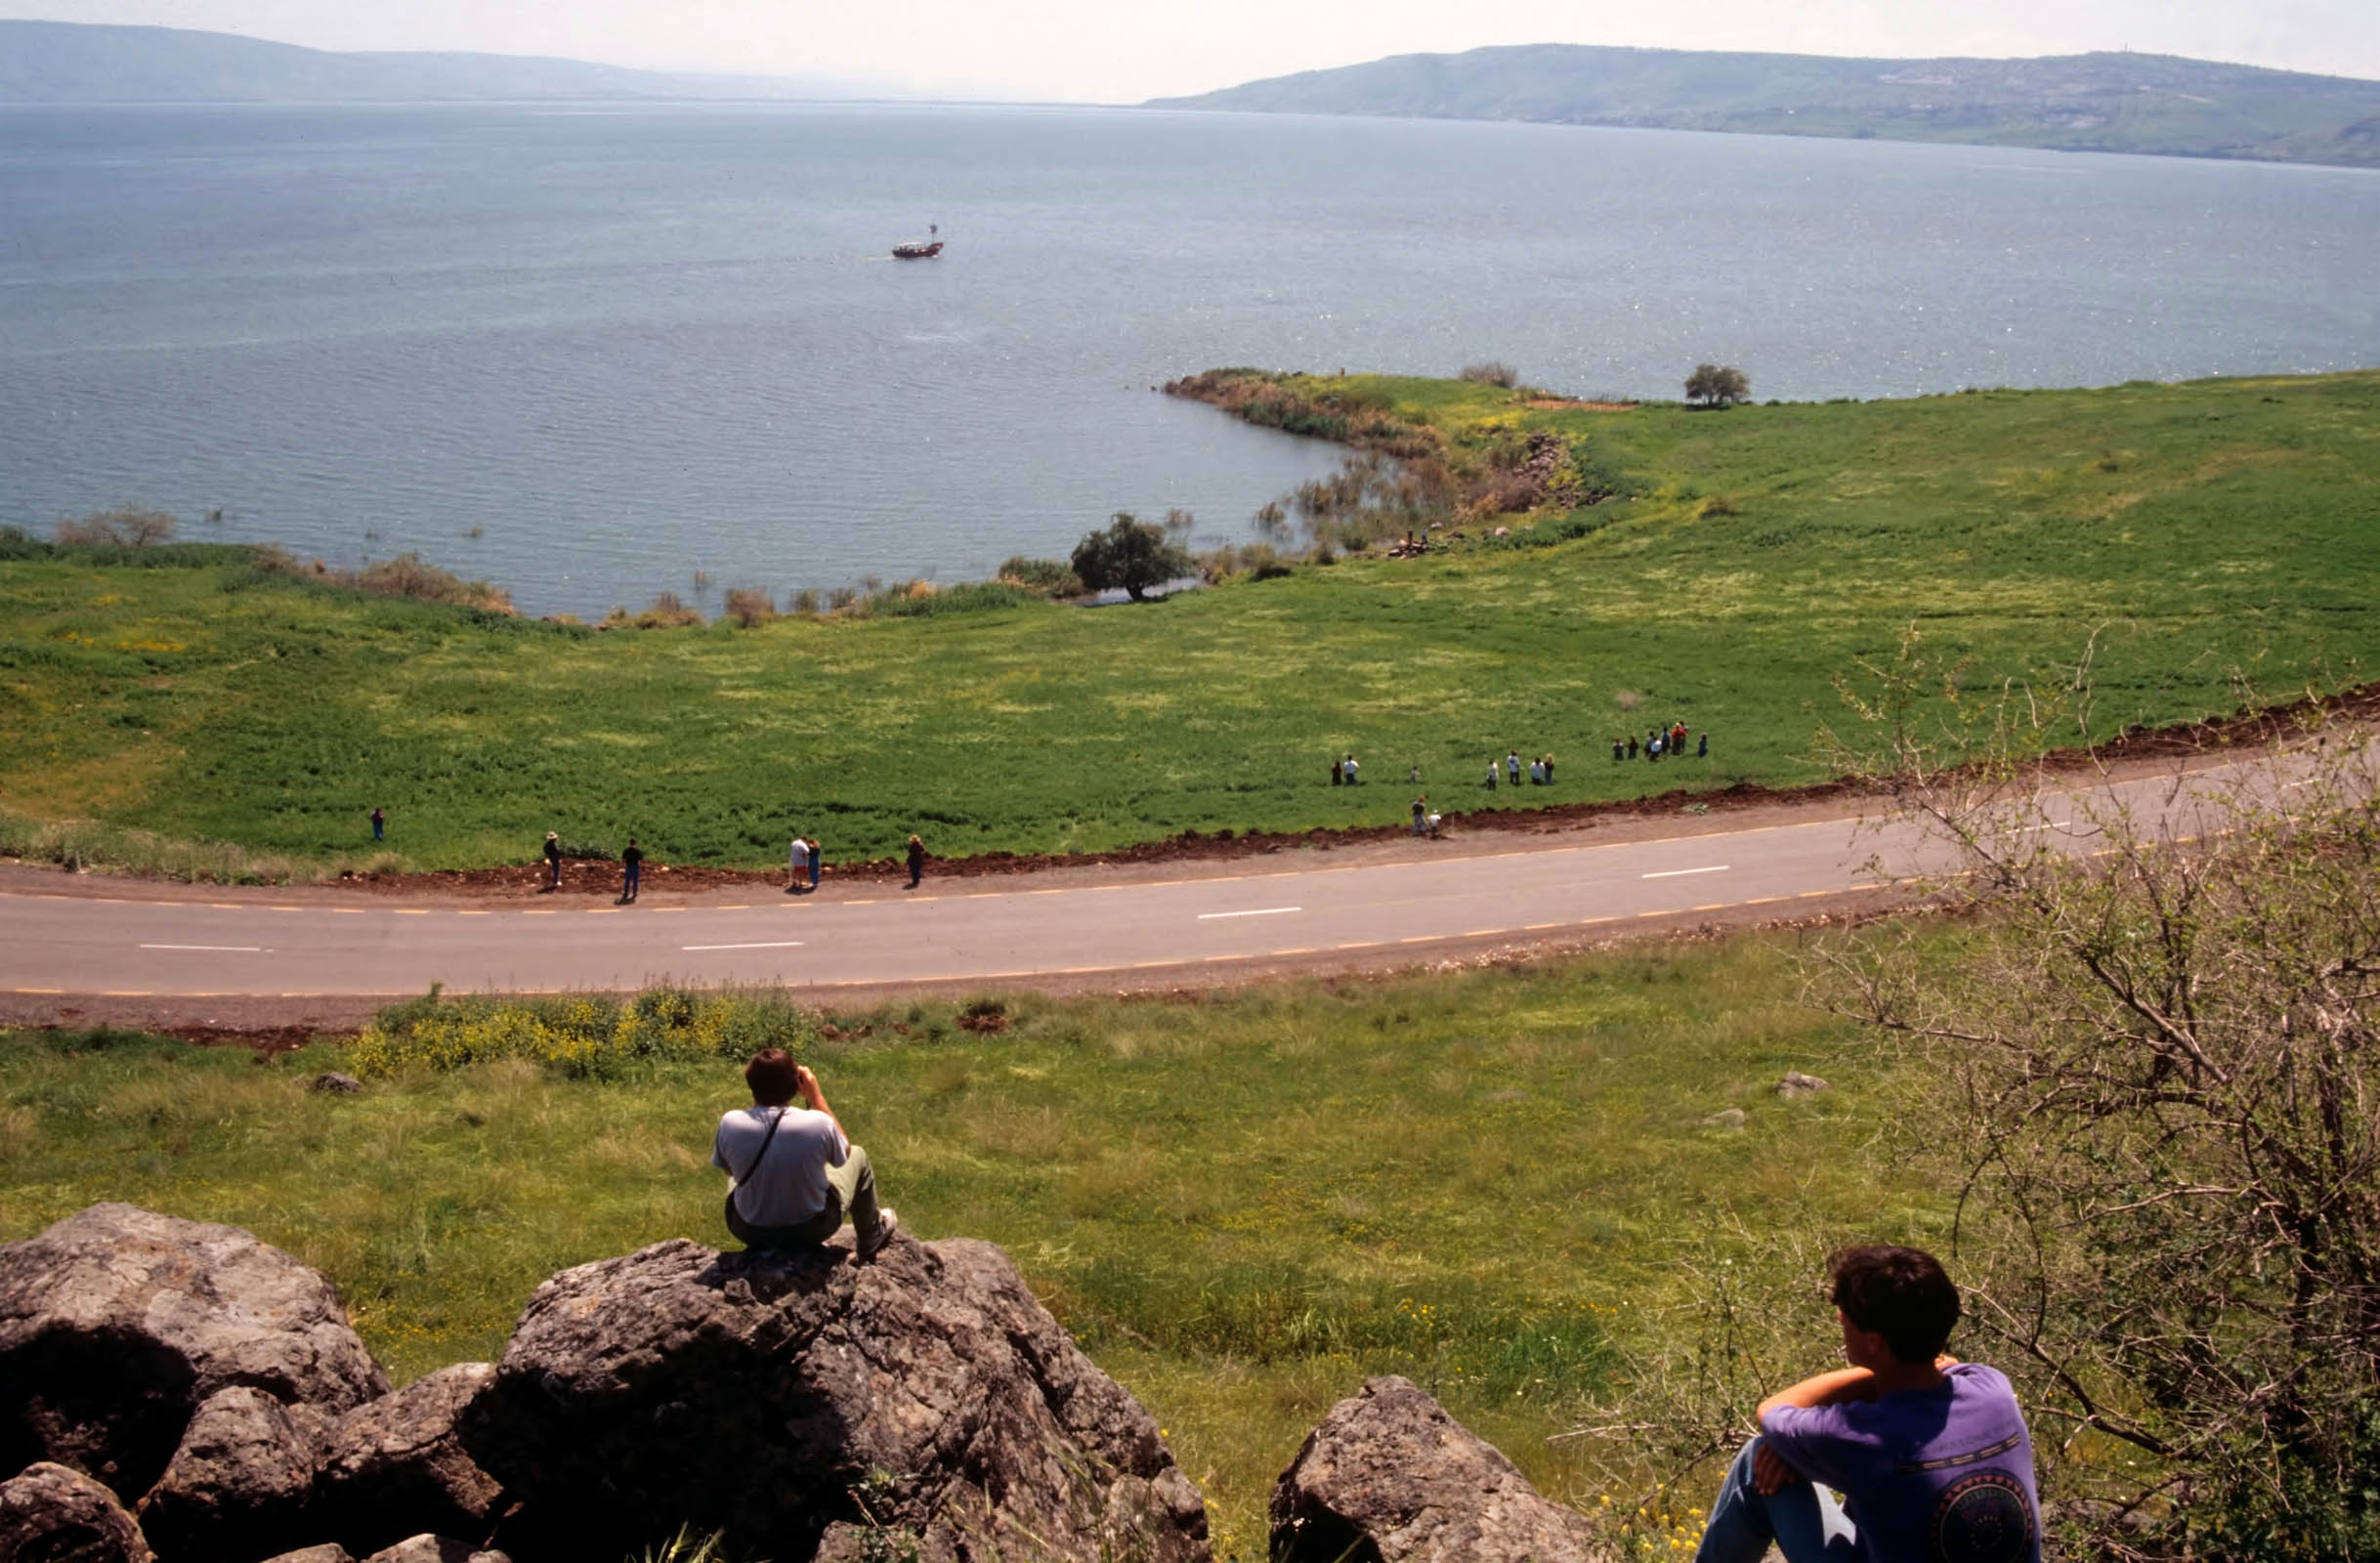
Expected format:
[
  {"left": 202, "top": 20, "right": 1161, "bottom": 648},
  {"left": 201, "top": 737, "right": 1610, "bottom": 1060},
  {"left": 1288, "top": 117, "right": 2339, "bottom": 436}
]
[
  {"left": 1485, "top": 748, "right": 1557, "bottom": 789},
  {"left": 1617, "top": 720, "right": 1707, "bottom": 762},
  {"left": 707, "top": 1044, "right": 2038, "bottom": 1563}
]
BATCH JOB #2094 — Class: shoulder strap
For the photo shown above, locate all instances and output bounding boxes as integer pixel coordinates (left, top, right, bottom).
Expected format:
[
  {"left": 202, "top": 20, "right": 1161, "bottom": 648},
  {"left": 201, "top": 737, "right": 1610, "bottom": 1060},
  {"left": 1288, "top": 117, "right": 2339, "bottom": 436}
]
[{"left": 737, "top": 1106, "right": 787, "bottom": 1184}]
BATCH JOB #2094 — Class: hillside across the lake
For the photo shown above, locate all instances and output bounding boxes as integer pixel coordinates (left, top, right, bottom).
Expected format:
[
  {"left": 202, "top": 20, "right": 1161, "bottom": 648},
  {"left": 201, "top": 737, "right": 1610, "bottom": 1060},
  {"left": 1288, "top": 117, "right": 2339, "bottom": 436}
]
[{"left": 1149, "top": 44, "right": 2380, "bottom": 168}]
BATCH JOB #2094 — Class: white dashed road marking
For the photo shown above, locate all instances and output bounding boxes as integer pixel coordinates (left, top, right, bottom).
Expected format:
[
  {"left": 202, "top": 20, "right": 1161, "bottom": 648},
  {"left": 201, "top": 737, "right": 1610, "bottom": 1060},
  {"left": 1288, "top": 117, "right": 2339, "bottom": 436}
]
[
  {"left": 682, "top": 941, "right": 807, "bottom": 951},
  {"left": 1196, "top": 907, "right": 1303, "bottom": 920},
  {"left": 1641, "top": 866, "right": 1729, "bottom": 879}
]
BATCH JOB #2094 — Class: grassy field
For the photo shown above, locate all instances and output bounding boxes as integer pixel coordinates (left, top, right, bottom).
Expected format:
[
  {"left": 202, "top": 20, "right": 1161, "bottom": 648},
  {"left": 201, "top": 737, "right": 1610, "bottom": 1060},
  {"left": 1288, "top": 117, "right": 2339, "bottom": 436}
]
[
  {"left": 3, "top": 370, "right": 2373, "bottom": 873},
  {"left": 0, "top": 934, "right": 1929, "bottom": 1555}
]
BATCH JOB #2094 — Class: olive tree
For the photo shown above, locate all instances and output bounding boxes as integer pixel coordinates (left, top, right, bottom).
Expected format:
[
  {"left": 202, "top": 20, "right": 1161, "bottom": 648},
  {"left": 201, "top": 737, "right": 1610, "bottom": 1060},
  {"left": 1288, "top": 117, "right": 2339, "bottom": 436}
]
[
  {"left": 1812, "top": 633, "right": 2380, "bottom": 1560},
  {"left": 1069, "top": 512, "right": 1194, "bottom": 603},
  {"left": 1683, "top": 364, "right": 1751, "bottom": 408}
]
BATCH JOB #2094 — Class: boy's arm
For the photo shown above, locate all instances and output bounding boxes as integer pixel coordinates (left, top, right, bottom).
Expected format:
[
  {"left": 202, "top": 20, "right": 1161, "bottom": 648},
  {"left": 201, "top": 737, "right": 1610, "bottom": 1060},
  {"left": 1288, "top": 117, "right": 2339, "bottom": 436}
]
[{"left": 1750, "top": 1370, "right": 1879, "bottom": 1496}]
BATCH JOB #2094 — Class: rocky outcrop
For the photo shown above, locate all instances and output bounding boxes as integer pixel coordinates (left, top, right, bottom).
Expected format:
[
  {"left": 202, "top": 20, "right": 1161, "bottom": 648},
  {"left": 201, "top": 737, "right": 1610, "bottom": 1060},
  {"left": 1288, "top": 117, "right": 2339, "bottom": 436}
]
[
  {"left": 134, "top": 1386, "right": 325, "bottom": 1560},
  {"left": 313, "top": 1365, "right": 502, "bottom": 1557},
  {"left": 0, "top": 1459, "right": 157, "bottom": 1563},
  {"left": 0, "top": 1204, "right": 388, "bottom": 1501},
  {"left": 1270, "top": 1376, "right": 1607, "bottom": 1563},
  {"left": 359, "top": 1538, "right": 508, "bottom": 1563},
  {"left": 462, "top": 1235, "right": 1209, "bottom": 1563}
]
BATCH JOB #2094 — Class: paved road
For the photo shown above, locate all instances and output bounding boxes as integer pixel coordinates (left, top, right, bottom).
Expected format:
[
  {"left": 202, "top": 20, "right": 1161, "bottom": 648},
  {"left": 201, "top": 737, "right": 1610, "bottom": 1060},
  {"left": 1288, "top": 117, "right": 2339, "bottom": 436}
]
[{"left": 0, "top": 759, "right": 2265, "bottom": 1001}]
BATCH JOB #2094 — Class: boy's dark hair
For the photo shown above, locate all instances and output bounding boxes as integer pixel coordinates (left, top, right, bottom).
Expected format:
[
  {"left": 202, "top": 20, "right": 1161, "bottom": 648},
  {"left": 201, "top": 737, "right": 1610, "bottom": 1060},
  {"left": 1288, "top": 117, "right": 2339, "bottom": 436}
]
[
  {"left": 1828, "top": 1245, "right": 1960, "bottom": 1364},
  {"left": 744, "top": 1048, "right": 799, "bottom": 1107}
]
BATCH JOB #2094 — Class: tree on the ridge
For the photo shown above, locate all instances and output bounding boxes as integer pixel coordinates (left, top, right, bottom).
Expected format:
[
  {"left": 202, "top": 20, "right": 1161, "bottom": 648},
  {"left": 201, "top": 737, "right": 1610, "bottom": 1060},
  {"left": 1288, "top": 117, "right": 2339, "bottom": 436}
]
[
  {"left": 1070, "top": 512, "right": 1194, "bottom": 603},
  {"left": 1683, "top": 363, "right": 1751, "bottom": 408}
]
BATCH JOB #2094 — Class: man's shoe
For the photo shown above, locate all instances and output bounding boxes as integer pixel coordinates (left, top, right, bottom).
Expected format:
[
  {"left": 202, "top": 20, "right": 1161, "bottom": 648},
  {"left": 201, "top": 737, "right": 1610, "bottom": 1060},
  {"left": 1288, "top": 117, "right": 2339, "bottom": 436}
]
[{"left": 857, "top": 1208, "right": 899, "bottom": 1261}]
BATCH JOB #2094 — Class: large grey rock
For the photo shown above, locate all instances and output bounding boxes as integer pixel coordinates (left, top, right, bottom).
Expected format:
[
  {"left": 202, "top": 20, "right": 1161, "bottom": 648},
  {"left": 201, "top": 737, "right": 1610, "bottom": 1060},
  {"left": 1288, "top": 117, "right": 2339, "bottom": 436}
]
[
  {"left": 1270, "top": 1376, "right": 1608, "bottom": 1563},
  {"left": 135, "top": 1385, "right": 325, "bottom": 1561},
  {"left": 258, "top": 1548, "right": 354, "bottom": 1563},
  {"left": 314, "top": 1364, "right": 503, "bottom": 1557},
  {"left": 0, "top": 1204, "right": 388, "bottom": 1500},
  {"left": 0, "top": 1460, "right": 156, "bottom": 1563},
  {"left": 462, "top": 1235, "right": 1208, "bottom": 1563},
  {"left": 1775, "top": 1072, "right": 1831, "bottom": 1099}
]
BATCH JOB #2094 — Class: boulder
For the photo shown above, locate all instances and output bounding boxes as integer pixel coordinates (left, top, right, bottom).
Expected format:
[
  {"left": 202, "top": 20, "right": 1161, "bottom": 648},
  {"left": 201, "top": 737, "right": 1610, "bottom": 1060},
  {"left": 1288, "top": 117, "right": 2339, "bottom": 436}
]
[
  {"left": 359, "top": 1539, "right": 506, "bottom": 1563},
  {"left": 462, "top": 1235, "right": 1208, "bottom": 1563},
  {"left": 134, "top": 1385, "right": 325, "bottom": 1561},
  {"left": 1700, "top": 1108, "right": 1748, "bottom": 1131},
  {"left": 1775, "top": 1072, "right": 1830, "bottom": 1099},
  {"left": 0, "top": 1460, "right": 156, "bottom": 1563},
  {"left": 1269, "top": 1376, "right": 1607, "bottom": 1563},
  {"left": 314, "top": 1365, "right": 502, "bottom": 1557},
  {"left": 0, "top": 1204, "right": 388, "bottom": 1501},
  {"left": 259, "top": 1549, "right": 354, "bottom": 1563}
]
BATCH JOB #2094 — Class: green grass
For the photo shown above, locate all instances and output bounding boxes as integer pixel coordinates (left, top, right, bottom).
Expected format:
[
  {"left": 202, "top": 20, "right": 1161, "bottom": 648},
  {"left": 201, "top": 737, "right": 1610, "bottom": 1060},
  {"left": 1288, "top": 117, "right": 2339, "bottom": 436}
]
[
  {"left": 4, "top": 370, "right": 2373, "bottom": 872},
  {"left": 0, "top": 935, "right": 1928, "bottom": 1553}
]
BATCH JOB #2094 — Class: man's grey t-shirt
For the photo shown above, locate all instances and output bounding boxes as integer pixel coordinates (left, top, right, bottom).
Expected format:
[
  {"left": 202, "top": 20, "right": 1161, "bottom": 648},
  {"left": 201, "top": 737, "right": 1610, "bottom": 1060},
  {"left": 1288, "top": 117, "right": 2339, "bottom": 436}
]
[
  {"left": 712, "top": 1104, "right": 847, "bottom": 1227},
  {"left": 1760, "top": 1363, "right": 2041, "bottom": 1563}
]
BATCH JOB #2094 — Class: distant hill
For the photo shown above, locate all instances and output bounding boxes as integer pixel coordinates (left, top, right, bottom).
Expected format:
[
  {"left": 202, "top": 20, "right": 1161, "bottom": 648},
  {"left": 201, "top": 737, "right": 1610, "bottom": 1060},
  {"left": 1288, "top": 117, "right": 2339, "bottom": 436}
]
[
  {"left": 0, "top": 21, "right": 866, "bottom": 104},
  {"left": 1148, "top": 44, "right": 2380, "bottom": 168}
]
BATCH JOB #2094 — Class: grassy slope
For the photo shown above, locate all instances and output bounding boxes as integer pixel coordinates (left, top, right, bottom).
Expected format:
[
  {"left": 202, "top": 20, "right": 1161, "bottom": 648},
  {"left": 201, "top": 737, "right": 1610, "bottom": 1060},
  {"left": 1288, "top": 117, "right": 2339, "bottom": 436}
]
[
  {"left": 1150, "top": 45, "right": 2380, "bottom": 168},
  {"left": 2, "top": 371, "right": 2373, "bottom": 871},
  {"left": 0, "top": 935, "right": 1918, "bottom": 1552}
]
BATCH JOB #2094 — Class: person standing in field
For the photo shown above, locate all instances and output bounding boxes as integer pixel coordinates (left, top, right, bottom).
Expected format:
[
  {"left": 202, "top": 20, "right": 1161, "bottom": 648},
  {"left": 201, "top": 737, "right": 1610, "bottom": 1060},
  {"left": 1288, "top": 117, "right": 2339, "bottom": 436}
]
[
  {"left": 1343, "top": 753, "right": 1360, "bottom": 785},
  {"left": 370, "top": 806, "right": 384, "bottom": 842},
  {"left": 713, "top": 1048, "right": 898, "bottom": 1260},
  {"left": 1412, "top": 795, "right": 1427, "bottom": 836},
  {"left": 906, "top": 833, "right": 926, "bottom": 889},
  {"left": 788, "top": 834, "right": 810, "bottom": 894},
  {"left": 1485, "top": 762, "right": 1499, "bottom": 790},
  {"left": 1699, "top": 732, "right": 1710, "bottom": 759},
  {"left": 1507, "top": 749, "right": 1522, "bottom": 785},
  {"left": 1331, "top": 758, "right": 1343, "bottom": 786},
  {"left": 542, "top": 830, "right": 562, "bottom": 891},
  {"left": 620, "top": 837, "right": 643, "bottom": 903}
]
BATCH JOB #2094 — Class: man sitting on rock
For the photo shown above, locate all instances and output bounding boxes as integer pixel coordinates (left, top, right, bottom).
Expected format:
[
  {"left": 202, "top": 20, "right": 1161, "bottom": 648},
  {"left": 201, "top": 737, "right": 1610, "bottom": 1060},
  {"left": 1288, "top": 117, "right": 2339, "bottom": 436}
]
[
  {"left": 1693, "top": 1245, "right": 2040, "bottom": 1563},
  {"left": 712, "top": 1048, "right": 898, "bottom": 1260}
]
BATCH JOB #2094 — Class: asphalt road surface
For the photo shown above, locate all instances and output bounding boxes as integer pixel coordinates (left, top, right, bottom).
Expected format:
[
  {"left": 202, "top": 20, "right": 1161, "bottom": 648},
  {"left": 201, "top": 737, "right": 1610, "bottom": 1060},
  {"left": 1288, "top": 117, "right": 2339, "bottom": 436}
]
[{"left": 1, "top": 756, "right": 2286, "bottom": 1006}]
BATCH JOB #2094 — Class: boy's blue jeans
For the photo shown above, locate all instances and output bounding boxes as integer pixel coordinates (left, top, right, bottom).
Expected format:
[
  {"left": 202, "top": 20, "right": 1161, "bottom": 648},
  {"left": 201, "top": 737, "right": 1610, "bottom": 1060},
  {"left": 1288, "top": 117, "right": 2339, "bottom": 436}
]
[{"left": 1693, "top": 1437, "right": 1860, "bottom": 1563}]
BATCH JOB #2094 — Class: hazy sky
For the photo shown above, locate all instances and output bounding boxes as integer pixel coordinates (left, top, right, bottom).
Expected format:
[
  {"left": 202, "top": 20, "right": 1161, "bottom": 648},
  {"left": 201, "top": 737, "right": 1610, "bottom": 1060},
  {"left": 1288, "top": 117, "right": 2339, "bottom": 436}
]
[{"left": 12, "top": 0, "right": 2379, "bottom": 102}]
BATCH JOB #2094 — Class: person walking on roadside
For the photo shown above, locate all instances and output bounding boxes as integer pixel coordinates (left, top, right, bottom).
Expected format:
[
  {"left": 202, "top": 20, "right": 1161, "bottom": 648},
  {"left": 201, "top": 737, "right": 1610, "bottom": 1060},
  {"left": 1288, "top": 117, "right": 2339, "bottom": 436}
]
[
  {"left": 1426, "top": 808, "right": 1443, "bottom": 839},
  {"left": 1412, "top": 795, "right": 1427, "bottom": 836},
  {"left": 542, "top": 830, "right": 562, "bottom": 891},
  {"left": 713, "top": 1048, "right": 899, "bottom": 1260},
  {"left": 787, "top": 834, "right": 810, "bottom": 894},
  {"left": 808, "top": 837, "right": 823, "bottom": 891},
  {"left": 906, "top": 833, "right": 926, "bottom": 889},
  {"left": 620, "top": 838, "right": 643, "bottom": 903},
  {"left": 370, "top": 806, "right": 385, "bottom": 842}
]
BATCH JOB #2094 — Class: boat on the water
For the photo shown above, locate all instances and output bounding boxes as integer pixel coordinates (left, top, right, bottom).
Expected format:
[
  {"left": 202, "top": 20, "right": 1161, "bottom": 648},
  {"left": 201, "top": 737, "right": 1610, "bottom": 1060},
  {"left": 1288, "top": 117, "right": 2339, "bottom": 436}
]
[{"left": 893, "top": 224, "right": 943, "bottom": 260}]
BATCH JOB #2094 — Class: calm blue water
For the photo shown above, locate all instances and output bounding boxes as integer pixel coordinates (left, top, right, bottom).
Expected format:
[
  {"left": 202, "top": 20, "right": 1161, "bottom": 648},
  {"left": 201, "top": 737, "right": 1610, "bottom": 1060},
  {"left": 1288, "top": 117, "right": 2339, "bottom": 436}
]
[{"left": 3, "top": 102, "right": 2375, "bottom": 615}]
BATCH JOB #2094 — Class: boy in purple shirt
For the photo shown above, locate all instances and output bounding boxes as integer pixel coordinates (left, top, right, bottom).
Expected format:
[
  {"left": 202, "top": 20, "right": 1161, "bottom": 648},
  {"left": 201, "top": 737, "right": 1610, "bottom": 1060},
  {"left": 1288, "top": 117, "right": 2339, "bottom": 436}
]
[{"left": 1694, "top": 1246, "right": 2040, "bottom": 1563}]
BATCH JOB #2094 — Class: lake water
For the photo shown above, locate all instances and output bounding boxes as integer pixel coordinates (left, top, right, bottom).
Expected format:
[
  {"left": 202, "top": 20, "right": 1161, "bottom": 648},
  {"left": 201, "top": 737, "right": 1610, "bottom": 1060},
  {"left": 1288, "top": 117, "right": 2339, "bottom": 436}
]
[{"left": 3, "top": 103, "right": 2375, "bottom": 616}]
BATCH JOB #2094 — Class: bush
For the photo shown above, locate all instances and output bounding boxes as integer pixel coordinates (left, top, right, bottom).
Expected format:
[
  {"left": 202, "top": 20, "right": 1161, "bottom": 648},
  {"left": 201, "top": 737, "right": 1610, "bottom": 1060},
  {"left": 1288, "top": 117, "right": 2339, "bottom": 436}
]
[
  {"left": 722, "top": 587, "right": 777, "bottom": 627},
  {"left": 1457, "top": 361, "right": 1519, "bottom": 388},
  {"left": 1070, "top": 513, "right": 1195, "bottom": 603},
  {"left": 347, "top": 987, "right": 817, "bottom": 1078},
  {"left": 996, "top": 556, "right": 1085, "bottom": 598},
  {"left": 56, "top": 507, "right": 178, "bottom": 547},
  {"left": 631, "top": 592, "right": 703, "bottom": 629},
  {"left": 868, "top": 581, "right": 1031, "bottom": 617},
  {"left": 1683, "top": 364, "right": 1752, "bottom": 408}
]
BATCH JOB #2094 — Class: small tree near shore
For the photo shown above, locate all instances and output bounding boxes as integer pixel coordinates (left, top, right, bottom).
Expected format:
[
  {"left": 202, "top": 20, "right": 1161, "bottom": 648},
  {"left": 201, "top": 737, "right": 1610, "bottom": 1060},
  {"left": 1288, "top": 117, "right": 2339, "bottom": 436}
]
[
  {"left": 1683, "top": 364, "right": 1751, "bottom": 408},
  {"left": 1070, "top": 512, "right": 1194, "bottom": 603}
]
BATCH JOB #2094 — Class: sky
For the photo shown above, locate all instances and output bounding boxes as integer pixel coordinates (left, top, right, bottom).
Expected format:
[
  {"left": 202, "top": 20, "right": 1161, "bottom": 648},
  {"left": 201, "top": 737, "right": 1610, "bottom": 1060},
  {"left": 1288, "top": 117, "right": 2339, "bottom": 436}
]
[{"left": 9, "top": 0, "right": 2379, "bottom": 102}]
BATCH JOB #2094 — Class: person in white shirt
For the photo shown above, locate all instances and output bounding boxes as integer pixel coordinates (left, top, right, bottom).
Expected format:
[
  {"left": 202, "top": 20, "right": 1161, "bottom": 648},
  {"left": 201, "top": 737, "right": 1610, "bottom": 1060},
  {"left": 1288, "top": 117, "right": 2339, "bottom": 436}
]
[
  {"left": 712, "top": 1048, "right": 897, "bottom": 1259},
  {"left": 787, "top": 835, "right": 811, "bottom": 894}
]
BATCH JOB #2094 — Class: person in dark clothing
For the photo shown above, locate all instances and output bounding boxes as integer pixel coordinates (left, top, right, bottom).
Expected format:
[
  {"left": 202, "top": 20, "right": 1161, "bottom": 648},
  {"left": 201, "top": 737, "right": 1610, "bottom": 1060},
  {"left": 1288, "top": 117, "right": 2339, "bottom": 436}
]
[
  {"left": 808, "top": 837, "right": 822, "bottom": 890},
  {"left": 621, "top": 838, "right": 643, "bottom": 903},
  {"left": 1331, "top": 759, "right": 1343, "bottom": 786},
  {"left": 370, "top": 806, "right": 384, "bottom": 842},
  {"left": 1412, "top": 795, "right": 1427, "bottom": 836},
  {"left": 1699, "top": 732, "right": 1710, "bottom": 758},
  {"left": 906, "top": 834, "right": 926, "bottom": 889},
  {"left": 1543, "top": 754, "right": 1555, "bottom": 784},
  {"left": 1628, "top": 735, "right": 1640, "bottom": 760},
  {"left": 542, "top": 830, "right": 562, "bottom": 891}
]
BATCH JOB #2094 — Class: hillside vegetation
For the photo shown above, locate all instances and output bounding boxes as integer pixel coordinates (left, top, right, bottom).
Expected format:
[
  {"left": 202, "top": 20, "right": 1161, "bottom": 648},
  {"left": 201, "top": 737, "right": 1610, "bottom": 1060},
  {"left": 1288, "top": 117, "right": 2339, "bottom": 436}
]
[
  {"left": 1149, "top": 44, "right": 2380, "bottom": 168},
  {"left": 3, "top": 370, "right": 2374, "bottom": 874}
]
